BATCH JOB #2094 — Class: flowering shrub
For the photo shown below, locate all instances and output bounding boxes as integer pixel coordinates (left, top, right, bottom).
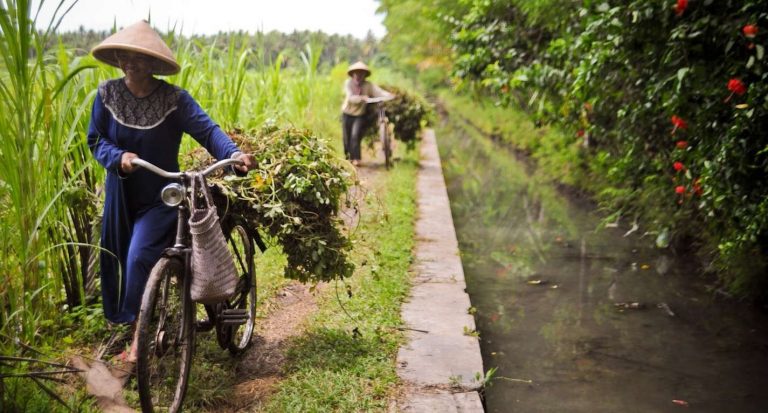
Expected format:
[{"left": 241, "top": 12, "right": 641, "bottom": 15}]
[{"left": 446, "top": 0, "right": 768, "bottom": 298}]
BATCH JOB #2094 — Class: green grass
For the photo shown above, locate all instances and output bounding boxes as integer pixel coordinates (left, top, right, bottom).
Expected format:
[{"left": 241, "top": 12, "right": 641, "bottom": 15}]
[
  {"left": 437, "top": 90, "right": 589, "bottom": 188},
  {"left": 0, "top": 379, "right": 99, "bottom": 413},
  {"left": 263, "top": 151, "right": 419, "bottom": 412}
]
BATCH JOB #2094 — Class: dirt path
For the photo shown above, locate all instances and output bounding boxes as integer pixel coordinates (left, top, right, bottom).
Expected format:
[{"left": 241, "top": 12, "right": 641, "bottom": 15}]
[{"left": 220, "top": 281, "right": 319, "bottom": 411}]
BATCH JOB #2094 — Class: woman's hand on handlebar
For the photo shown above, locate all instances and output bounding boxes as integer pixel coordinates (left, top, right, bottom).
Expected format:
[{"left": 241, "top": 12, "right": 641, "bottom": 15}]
[
  {"left": 121, "top": 152, "right": 139, "bottom": 174},
  {"left": 365, "top": 95, "right": 395, "bottom": 104},
  {"left": 231, "top": 152, "right": 256, "bottom": 173}
]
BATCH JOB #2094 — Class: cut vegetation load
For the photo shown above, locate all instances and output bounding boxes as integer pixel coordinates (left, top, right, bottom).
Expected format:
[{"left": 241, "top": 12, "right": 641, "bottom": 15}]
[
  {"left": 365, "top": 84, "right": 432, "bottom": 148},
  {"left": 185, "top": 125, "right": 355, "bottom": 283}
]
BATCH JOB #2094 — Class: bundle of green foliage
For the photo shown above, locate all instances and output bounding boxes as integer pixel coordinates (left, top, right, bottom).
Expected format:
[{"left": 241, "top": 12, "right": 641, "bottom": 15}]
[
  {"left": 365, "top": 85, "right": 431, "bottom": 149},
  {"left": 185, "top": 125, "right": 355, "bottom": 283}
]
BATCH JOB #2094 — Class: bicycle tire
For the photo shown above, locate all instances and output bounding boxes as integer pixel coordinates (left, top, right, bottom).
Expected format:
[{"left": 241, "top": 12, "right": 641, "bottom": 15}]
[
  {"left": 223, "top": 219, "right": 262, "bottom": 355},
  {"left": 136, "top": 256, "right": 194, "bottom": 413},
  {"left": 380, "top": 121, "right": 392, "bottom": 170}
]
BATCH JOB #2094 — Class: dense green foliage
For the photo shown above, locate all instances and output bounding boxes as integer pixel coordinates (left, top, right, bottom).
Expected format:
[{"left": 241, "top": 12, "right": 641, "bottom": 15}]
[
  {"left": 378, "top": 0, "right": 768, "bottom": 298},
  {"left": 364, "top": 84, "right": 433, "bottom": 148},
  {"left": 380, "top": 84, "right": 432, "bottom": 147},
  {"left": 188, "top": 127, "right": 356, "bottom": 283},
  {"left": 377, "top": 0, "right": 468, "bottom": 86},
  {"left": 0, "top": 3, "right": 104, "bottom": 408}
]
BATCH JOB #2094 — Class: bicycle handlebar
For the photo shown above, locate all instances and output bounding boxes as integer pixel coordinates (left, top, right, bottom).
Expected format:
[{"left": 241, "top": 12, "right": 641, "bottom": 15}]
[{"left": 131, "top": 158, "right": 244, "bottom": 179}]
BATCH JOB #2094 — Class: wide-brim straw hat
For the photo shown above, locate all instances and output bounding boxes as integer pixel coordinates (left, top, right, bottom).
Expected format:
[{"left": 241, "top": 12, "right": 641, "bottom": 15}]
[
  {"left": 91, "top": 20, "right": 180, "bottom": 76},
  {"left": 347, "top": 61, "right": 371, "bottom": 77}
]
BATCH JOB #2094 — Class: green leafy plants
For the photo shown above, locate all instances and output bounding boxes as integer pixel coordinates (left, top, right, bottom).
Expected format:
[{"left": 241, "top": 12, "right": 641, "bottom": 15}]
[
  {"left": 380, "top": 84, "right": 433, "bottom": 147},
  {"left": 364, "top": 85, "right": 432, "bottom": 149},
  {"left": 187, "top": 126, "right": 356, "bottom": 283}
]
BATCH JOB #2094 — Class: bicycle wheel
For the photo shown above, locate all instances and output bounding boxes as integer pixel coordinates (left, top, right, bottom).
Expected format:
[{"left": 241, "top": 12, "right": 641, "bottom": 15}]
[
  {"left": 380, "top": 120, "right": 392, "bottom": 169},
  {"left": 136, "top": 256, "right": 194, "bottom": 413},
  {"left": 223, "top": 220, "right": 260, "bottom": 355}
]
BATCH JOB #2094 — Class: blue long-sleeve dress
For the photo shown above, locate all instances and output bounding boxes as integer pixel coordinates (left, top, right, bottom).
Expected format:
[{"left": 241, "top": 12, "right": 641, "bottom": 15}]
[{"left": 87, "top": 78, "right": 240, "bottom": 324}]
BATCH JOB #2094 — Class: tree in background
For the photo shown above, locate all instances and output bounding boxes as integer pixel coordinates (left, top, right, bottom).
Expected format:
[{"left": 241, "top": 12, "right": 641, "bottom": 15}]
[{"left": 377, "top": 0, "right": 467, "bottom": 86}]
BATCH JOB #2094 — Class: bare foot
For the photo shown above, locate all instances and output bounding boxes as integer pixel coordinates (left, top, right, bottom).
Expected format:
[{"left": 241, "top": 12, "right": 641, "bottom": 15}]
[
  {"left": 127, "top": 340, "right": 138, "bottom": 363},
  {"left": 126, "top": 323, "right": 138, "bottom": 363}
]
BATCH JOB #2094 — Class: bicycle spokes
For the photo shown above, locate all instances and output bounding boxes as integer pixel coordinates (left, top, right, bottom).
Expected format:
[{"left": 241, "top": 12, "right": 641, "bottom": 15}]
[{"left": 137, "top": 257, "right": 193, "bottom": 413}]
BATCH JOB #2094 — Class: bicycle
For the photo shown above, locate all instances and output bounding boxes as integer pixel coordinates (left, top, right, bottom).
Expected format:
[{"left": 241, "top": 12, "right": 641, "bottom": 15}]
[
  {"left": 130, "top": 157, "right": 266, "bottom": 413},
  {"left": 366, "top": 96, "right": 395, "bottom": 169}
]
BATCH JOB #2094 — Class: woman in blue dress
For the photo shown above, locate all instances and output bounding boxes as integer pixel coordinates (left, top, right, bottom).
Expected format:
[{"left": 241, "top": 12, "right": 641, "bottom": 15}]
[{"left": 87, "top": 20, "right": 255, "bottom": 363}]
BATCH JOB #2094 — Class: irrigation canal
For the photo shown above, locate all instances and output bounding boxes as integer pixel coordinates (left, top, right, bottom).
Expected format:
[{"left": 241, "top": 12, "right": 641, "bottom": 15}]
[{"left": 436, "top": 114, "right": 768, "bottom": 413}]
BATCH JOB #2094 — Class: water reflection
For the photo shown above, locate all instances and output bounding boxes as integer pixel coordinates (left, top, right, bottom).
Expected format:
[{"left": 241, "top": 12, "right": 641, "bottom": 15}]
[{"left": 438, "top": 119, "right": 768, "bottom": 413}]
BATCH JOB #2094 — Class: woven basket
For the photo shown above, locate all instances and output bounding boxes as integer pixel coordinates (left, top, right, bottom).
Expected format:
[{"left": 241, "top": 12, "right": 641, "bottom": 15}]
[{"left": 188, "top": 173, "right": 237, "bottom": 304}]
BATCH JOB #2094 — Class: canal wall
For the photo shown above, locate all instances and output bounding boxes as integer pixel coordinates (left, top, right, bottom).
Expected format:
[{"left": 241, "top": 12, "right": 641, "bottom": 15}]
[{"left": 396, "top": 129, "right": 485, "bottom": 412}]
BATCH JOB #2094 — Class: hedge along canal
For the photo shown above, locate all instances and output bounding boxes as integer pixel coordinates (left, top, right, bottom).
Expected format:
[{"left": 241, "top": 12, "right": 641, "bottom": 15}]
[{"left": 435, "top": 108, "right": 768, "bottom": 413}]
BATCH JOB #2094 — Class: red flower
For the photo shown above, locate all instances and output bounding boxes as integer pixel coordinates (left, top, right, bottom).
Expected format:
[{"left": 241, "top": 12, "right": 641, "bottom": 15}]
[
  {"left": 673, "top": 162, "right": 685, "bottom": 172},
  {"left": 675, "top": 185, "right": 686, "bottom": 194},
  {"left": 676, "top": 140, "right": 688, "bottom": 149},
  {"left": 692, "top": 178, "right": 703, "bottom": 196},
  {"left": 670, "top": 115, "right": 688, "bottom": 134},
  {"left": 727, "top": 78, "right": 747, "bottom": 95},
  {"left": 743, "top": 24, "right": 758, "bottom": 38},
  {"left": 576, "top": 129, "right": 585, "bottom": 138},
  {"left": 674, "top": 0, "right": 688, "bottom": 16}
]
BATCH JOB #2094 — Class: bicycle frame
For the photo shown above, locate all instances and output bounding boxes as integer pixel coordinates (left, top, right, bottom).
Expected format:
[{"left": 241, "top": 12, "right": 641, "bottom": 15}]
[
  {"left": 376, "top": 104, "right": 393, "bottom": 169},
  {"left": 376, "top": 103, "right": 387, "bottom": 125},
  {"left": 131, "top": 157, "right": 245, "bottom": 335},
  {"left": 365, "top": 95, "right": 395, "bottom": 169},
  {"left": 133, "top": 156, "right": 257, "bottom": 412}
]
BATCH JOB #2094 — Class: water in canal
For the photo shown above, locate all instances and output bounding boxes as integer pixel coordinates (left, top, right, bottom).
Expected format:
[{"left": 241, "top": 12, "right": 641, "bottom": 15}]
[{"left": 436, "top": 117, "right": 768, "bottom": 413}]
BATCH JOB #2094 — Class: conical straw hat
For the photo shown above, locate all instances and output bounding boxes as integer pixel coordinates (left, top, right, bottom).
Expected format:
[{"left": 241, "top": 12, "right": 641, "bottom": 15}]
[
  {"left": 347, "top": 61, "right": 371, "bottom": 77},
  {"left": 92, "top": 20, "right": 180, "bottom": 76}
]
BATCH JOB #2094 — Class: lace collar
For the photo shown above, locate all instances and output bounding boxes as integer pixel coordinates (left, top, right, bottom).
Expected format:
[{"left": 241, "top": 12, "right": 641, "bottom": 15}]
[{"left": 99, "top": 79, "right": 180, "bottom": 129}]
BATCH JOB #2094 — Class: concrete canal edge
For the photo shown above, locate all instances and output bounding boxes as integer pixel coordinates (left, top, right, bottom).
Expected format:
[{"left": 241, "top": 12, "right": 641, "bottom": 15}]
[{"left": 395, "top": 129, "right": 485, "bottom": 412}]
